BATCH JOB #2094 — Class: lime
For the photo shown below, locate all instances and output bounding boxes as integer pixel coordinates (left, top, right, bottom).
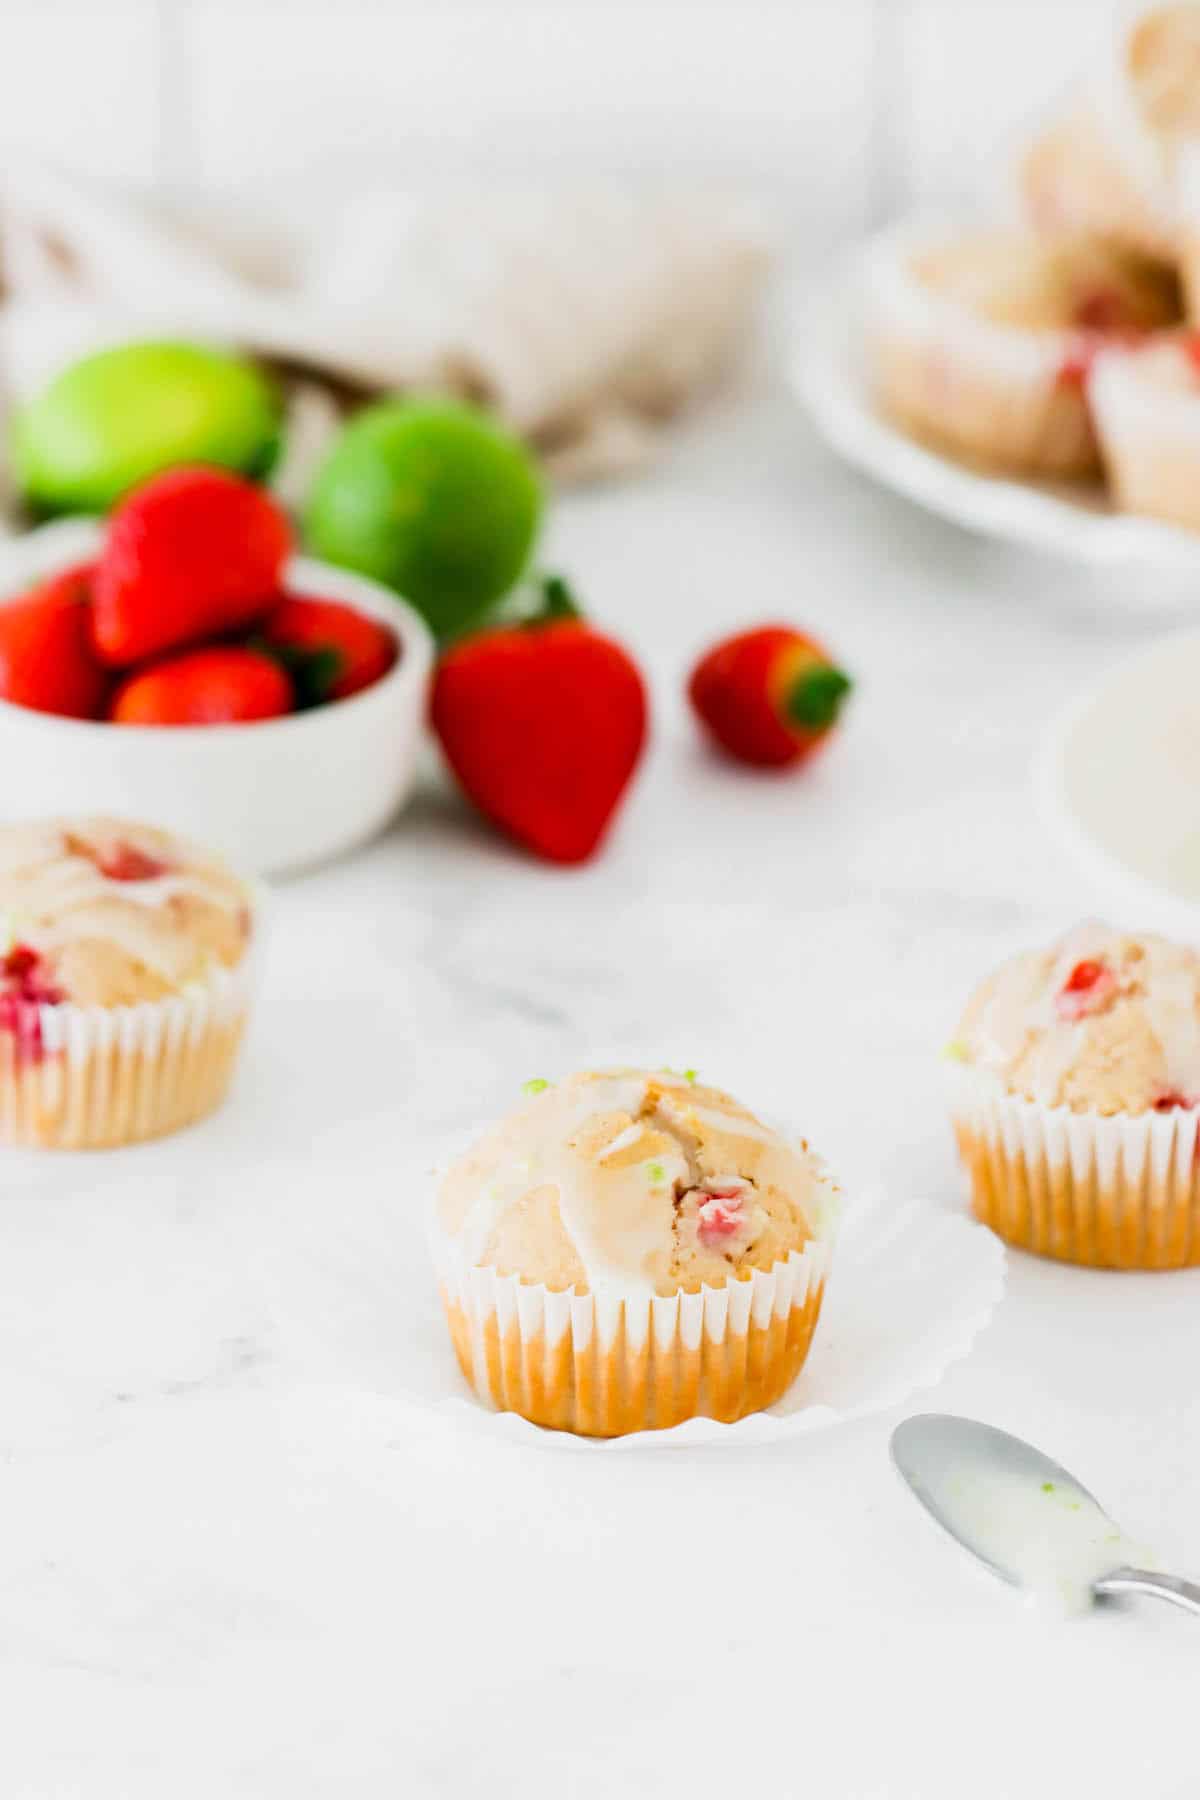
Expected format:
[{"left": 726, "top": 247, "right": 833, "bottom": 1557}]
[
  {"left": 304, "top": 398, "right": 543, "bottom": 641},
  {"left": 11, "top": 341, "right": 281, "bottom": 515}
]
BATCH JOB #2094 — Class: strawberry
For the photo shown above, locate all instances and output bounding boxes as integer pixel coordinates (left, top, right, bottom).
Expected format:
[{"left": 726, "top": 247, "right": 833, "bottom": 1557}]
[
  {"left": 95, "top": 843, "right": 171, "bottom": 882},
  {"left": 687, "top": 624, "right": 852, "bottom": 768},
  {"left": 110, "top": 646, "right": 293, "bottom": 726},
  {"left": 695, "top": 1185, "right": 747, "bottom": 1248},
  {"left": 0, "top": 562, "right": 109, "bottom": 719},
  {"left": 431, "top": 600, "right": 647, "bottom": 865},
  {"left": 259, "top": 594, "right": 397, "bottom": 705},
  {"left": 1055, "top": 958, "right": 1118, "bottom": 1021},
  {"left": 0, "top": 943, "right": 64, "bottom": 1060},
  {"left": 92, "top": 466, "right": 291, "bottom": 667}
]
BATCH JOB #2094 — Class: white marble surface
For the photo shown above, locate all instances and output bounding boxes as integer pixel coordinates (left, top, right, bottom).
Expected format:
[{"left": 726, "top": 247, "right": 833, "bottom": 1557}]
[{"left": 4, "top": 349, "right": 1200, "bottom": 1799}]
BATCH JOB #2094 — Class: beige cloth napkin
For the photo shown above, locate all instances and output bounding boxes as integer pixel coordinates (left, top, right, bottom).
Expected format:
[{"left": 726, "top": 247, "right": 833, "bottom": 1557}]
[{"left": 0, "top": 163, "right": 771, "bottom": 489}]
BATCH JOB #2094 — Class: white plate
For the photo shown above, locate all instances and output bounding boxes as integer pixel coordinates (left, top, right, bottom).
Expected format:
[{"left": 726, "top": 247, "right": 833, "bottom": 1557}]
[
  {"left": 790, "top": 233, "right": 1200, "bottom": 585},
  {"left": 1036, "top": 628, "right": 1200, "bottom": 936},
  {"left": 257, "top": 1183, "right": 1006, "bottom": 1454}
]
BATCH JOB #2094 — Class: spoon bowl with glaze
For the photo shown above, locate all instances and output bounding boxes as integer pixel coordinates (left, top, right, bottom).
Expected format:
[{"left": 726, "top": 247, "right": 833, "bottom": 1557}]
[{"left": 891, "top": 1414, "right": 1200, "bottom": 1617}]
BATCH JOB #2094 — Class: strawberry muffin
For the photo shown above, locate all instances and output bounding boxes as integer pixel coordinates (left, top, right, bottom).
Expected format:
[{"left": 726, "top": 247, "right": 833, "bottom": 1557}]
[
  {"left": 0, "top": 816, "right": 258, "bottom": 1148},
  {"left": 1090, "top": 330, "right": 1200, "bottom": 528},
  {"left": 430, "top": 1067, "right": 838, "bottom": 1436},
  {"left": 868, "top": 227, "right": 1181, "bottom": 477},
  {"left": 1022, "top": 5, "right": 1200, "bottom": 264},
  {"left": 947, "top": 923, "right": 1200, "bottom": 1269}
]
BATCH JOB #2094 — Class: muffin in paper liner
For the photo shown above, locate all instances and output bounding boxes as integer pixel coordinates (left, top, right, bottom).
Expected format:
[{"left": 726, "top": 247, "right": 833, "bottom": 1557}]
[
  {"left": 867, "top": 233, "right": 1093, "bottom": 479},
  {"left": 1021, "top": 7, "right": 1200, "bottom": 264},
  {"left": 1021, "top": 102, "right": 1181, "bottom": 265},
  {"left": 0, "top": 818, "right": 264, "bottom": 1151},
  {"left": 949, "top": 1062, "right": 1200, "bottom": 1271},
  {"left": 428, "top": 1199, "right": 836, "bottom": 1438},
  {"left": 427, "top": 1068, "right": 842, "bottom": 1437},
  {"left": 866, "top": 225, "right": 1180, "bottom": 480},
  {"left": 1090, "top": 335, "right": 1200, "bottom": 529},
  {"left": 0, "top": 952, "right": 258, "bottom": 1151}
]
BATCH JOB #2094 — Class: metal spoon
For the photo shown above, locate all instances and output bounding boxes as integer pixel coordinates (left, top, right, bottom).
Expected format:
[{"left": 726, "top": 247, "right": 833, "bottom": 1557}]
[{"left": 891, "top": 1414, "right": 1200, "bottom": 1618}]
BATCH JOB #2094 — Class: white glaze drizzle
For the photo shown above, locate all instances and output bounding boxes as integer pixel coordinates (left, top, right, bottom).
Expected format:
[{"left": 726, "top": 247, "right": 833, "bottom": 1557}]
[
  {"left": 445, "top": 1072, "right": 814, "bottom": 1296},
  {"left": 912, "top": 1443, "right": 1148, "bottom": 1617},
  {"left": 965, "top": 923, "right": 1200, "bottom": 1106},
  {"left": 0, "top": 821, "right": 245, "bottom": 986}
]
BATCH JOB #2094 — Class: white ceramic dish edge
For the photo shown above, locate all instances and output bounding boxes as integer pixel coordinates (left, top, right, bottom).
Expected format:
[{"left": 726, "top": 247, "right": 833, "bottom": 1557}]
[{"left": 1034, "top": 627, "right": 1200, "bottom": 941}]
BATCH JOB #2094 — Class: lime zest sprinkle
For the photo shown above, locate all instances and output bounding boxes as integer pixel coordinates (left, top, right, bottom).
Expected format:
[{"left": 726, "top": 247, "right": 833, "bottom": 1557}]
[
  {"left": 941, "top": 1040, "right": 969, "bottom": 1063},
  {"left": 1042, "top": 1482, "right": 1055, "bottom": 1494},
  {"left": 646, "top": 1161, "right": 665, "bottom": 1184},
  {"left": 522, "top": 1078, "right": 550, "bottom": 1096},
  {"left": 684, "top": 1068, "right": 698, "bottom": 1085}
]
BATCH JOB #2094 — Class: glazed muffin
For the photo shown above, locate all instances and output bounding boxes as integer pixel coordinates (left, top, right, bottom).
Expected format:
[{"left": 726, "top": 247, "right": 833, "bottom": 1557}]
[
  {"left": 1021, "top": 6, "right": 1200, "bottom": 263},
  {"left": 1090, "top": 330, "right": 1200, "bottom": 527},
  {"left": 869, "top": 227, "right": 1181, "bottom": 478},
  {"left": 430, "top": 1067, "right": 838, "bottom": 1435},
  {"left": 947, "top": 923, "right": 1200, "bottom": 1269},
  {"left": 0, "top": 816, "right": 258, "bottom": 1148}
]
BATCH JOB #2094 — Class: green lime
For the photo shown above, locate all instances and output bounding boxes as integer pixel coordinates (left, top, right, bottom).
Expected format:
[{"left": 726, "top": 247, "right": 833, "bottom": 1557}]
[
  {"left": 11, "top": 341, "right": 282, "bottom": 515},
  {"left": 303, "top": 397, "right": 543, "bottom": 641}
]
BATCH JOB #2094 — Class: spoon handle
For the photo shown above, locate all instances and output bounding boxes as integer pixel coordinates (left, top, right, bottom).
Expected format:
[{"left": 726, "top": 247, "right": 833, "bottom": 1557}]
[{"left": 1094, "top": 1567, "right": 1200, "bottom": 1618}]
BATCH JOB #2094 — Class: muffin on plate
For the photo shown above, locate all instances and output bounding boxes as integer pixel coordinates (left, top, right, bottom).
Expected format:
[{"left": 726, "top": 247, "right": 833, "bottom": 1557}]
[
  {"left": 430, "top": 1067, "right": 838, "bottom": 1436},
  {"left": 868, "top": 227, "right": 1181, "bottom": 477},
  {"left": 0, "top": 816, "right": 259, "bottom": 1149},
  {"left": 1090, "top": 330, "right": 1200, "bottom": 527},
  {"left": 947, "top": 923, "right": 1200, "bottom": 1269},
  {"left": 1021, "top": 5, "right": 1200, "bottom": 262}
]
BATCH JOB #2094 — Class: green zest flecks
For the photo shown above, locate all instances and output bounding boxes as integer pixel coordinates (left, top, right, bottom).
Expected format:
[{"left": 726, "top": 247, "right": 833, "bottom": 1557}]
[
  {"left": 684, "top": 1069, "right": 698, "bottom": 1085},
  {"left": 646, "top": 1161, "right": 665, "bottom": 1185},
  {"left": 1042, "top": 1482, "right": 1055, "bottom": 1494},
  {"left": 941, "top": 1040, "right": 969, "bottom": 1063},
  {"left": 522, "top": 1077, "right": 550, "bottom": 1096}
]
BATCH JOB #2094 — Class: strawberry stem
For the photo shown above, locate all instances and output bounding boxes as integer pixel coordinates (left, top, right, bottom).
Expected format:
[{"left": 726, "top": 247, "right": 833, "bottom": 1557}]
[
  {"left": 538, "top": 574, "right": 581, "bottom": 621},
  {"left": 784, "top": 665, "right": 852, "bottom": 732}
]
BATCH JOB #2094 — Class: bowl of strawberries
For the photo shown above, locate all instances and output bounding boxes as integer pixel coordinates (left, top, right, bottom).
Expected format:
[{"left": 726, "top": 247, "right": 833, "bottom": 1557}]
[{"left": 0, "top": 467, "right": 434, "bottom": 875}]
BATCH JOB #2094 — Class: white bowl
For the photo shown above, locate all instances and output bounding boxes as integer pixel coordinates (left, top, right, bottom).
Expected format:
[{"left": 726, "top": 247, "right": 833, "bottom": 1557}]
[
  {"left": 0, "top": 519, "right": 435, "bottom": 876},
  {"left": 1035, "top": 629, "right": 1200, "bottom": 938}
]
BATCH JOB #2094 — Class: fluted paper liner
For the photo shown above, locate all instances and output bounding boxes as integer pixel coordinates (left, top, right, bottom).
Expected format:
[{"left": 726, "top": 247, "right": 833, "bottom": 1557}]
[
  {"left": 866, "top": 227, "right": 1098, "bottom": 478},
  {"left": 0, "top": 947, "right": 258, "bottom": 1152},
  {"left": 429, "top": 1185, "right": 837, "bottom": 1438},
  {"left": 949, "top": 1063, "right": 1200, "bottom": 1270},
  {"left": 1090, "top": 346, "right": 1200, "bottom": 530}
]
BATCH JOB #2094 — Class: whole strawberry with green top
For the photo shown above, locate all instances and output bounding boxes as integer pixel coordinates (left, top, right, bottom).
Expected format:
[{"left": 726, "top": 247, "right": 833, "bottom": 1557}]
[
  {"left": 432, "top": 578, "right": 647, "bottom": 864},
  {"left": 688, "top": 624, "right": 852, "bottom": 769}
]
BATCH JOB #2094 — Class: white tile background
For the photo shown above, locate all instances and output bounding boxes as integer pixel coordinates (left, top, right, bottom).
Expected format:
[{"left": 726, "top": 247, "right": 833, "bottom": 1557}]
[{"left": 0, "top": 0, "right": 1134, "bottom": 241}]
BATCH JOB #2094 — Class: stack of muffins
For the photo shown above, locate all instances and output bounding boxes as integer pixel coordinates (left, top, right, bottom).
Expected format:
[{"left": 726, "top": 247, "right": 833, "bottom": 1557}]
[{"left": 870, "top": 2, "right": 1200, "bottom": 534}]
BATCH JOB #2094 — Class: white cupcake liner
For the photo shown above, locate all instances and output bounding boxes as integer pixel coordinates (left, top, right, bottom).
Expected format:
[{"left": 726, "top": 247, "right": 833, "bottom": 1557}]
[
  {"left": 0, "top": 889, "right": 265, "bottom": 1150},
  {"left": 253, "top": 1181, "right": 1002, "bottom": 1454},
  {"left": 1090, "top": 356, "right": 1200, "bottom": 528},
  {"left": 948, "top": 1060, "right": 1200, "bottom": 1269},
  {"left": 427, "top": 1164, "right": 839, "bottom": 1437}
]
